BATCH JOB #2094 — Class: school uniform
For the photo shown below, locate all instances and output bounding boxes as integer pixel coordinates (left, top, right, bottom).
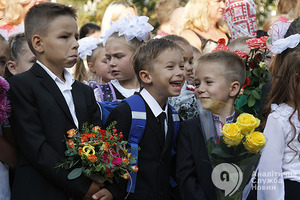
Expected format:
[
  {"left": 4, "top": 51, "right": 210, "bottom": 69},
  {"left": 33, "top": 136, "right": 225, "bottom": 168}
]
[
  {"left": 176, "top": 111, "right": 241, "bottom": 200},
  {"left": 105, "top": 89, "right": 176, "bottom": 200},
  {"left": 8, "top": 62, "right": 101, "bottom": 200}
]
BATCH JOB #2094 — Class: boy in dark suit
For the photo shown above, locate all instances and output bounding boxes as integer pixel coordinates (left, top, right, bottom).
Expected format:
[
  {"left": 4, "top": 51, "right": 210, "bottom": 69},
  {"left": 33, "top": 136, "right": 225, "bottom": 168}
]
[
  {"left": 94, "top": 38, "right": 185, "bottom": 200},
  {"left": 8, "top": 3, "right": 106, "bottom": 200},
  {"left": 176, "top": 50, "right": 246, "bottom": 200}
]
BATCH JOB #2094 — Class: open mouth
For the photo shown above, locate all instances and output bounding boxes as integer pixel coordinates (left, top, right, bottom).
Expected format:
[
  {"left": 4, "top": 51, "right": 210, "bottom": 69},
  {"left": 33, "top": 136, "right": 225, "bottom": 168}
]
[{"left": 170, "top": 81, "right": 182, "bottom": 91}]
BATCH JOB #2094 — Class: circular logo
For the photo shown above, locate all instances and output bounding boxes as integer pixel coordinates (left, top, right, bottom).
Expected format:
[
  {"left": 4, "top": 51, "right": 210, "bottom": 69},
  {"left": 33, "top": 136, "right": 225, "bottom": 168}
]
[{"left": 211, "top": 163, "right": 243, "bottom": 196}]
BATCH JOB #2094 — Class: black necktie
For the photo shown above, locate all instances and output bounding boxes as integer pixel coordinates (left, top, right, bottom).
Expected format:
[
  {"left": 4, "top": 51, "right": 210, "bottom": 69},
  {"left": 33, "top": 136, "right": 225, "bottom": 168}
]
[{"left": 158, "top": 112, "right": 166, "bottom": 134}]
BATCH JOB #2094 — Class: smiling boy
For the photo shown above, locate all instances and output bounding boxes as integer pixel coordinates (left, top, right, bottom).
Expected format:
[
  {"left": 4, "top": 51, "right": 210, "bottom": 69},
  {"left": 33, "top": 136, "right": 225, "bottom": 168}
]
[
  {"left": 176, "top": 50, "right": 246, "bottom": 200},
  {"left": 99, "top": 38, "right": 184, "bottom": 200}
]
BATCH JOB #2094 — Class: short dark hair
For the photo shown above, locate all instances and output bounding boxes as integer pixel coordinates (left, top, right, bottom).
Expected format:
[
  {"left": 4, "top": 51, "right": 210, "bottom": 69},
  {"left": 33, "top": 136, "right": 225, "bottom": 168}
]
[
  {"left": 197, "top": 50, "right": 246, "bottom": 87},
  {"left": 79, "top": 22, "right": 101, "bottom": 39},
  {"left": 25, "top": 2, "right": 77, "bottom": 54},
  {"left": 133, "top": 38, "right": 183, "bottom": 86}
]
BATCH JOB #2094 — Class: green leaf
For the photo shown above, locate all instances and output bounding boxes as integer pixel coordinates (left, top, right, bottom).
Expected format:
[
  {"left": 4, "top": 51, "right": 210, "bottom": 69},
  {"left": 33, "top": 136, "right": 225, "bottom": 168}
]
[
  {"left": 251, "top": 90, "right": 261, "bottom": 100},
  {"left": 67, "top": 168, "right": 82, "bottom": 180},
  {"left": 247, "top": 95, "right": 256, "bottom": 107},
  {"left": 243, "top": 88, "right": 251, "bottom": 95},
  {"left": 253, "top": 68, "right": 260, "bottom": 77}
]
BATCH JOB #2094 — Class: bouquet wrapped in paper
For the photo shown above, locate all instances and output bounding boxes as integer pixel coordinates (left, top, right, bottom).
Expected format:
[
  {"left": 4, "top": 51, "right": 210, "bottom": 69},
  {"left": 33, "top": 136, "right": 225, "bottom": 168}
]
[
  {"left": 57, "top": 122, "right": 138, "bottom": 186},
  {"left": 197, "top": 98, "right": 266, "bottom": 200}
]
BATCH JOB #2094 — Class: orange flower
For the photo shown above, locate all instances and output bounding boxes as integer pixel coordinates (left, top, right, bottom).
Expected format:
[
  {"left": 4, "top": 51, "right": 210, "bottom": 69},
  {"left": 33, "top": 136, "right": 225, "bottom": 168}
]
[
  {"left": 123, "top": 172, "right": 130, "bottom": 179},
  {"left": 78, "top": 148, "right": 83, "bottom": 156},
  {"left": 122, "top": 157, "right": 129, "bottom": 165},
  {"left": 87, "top": 154, "right": 98, "bottom": 163},
  {"left": 67, "top": 129, "right": 77, "bottom": 137},
  {"left": 102, "top": 142, "right": 110, "bottom": 151},
  {"left": 80, "top": 134, "right": 89, "bottom": 143},
  {"left": 132, "top": 166, "right": 139, "bottom": 173},
  {"left": 68, "top": 140, "right": 75, "bottom": 149},
  {"left": 92, "top": 126, "right": 101, "bottom": 133}
]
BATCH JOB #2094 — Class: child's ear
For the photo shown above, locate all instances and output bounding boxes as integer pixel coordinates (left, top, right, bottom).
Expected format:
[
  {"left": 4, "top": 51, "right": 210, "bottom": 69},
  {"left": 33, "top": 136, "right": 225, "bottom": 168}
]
[
  {"left": 32, "top": 34, "right": 43, "bottom": 53},
  {"left": 87, "top": 61, "right": 95, "bottom": 73},
  {"left": 139, "top": 70, "right": 152, "bottom": 84},
  {"left": 229, "top": 81, "right": 240, "bottom": 97},
  {"left": 6, "top": 60, "right": 17, "bottom": 75}
]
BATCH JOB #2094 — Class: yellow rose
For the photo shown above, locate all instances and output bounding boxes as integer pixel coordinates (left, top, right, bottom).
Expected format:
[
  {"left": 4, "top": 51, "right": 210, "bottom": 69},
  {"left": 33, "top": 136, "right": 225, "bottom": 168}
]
[
  {"left": 243, "top": 131, "right": 266, "bottom": 153},
  {"left": 221, "top": 123, "right": 244, "bottom": 146},
  {"left": 236, "top": 113, "right": 260, "bottom": 134}
]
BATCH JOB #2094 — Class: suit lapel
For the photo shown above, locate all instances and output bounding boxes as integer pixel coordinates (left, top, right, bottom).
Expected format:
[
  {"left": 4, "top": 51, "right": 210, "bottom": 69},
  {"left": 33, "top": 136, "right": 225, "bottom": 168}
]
[
  {"left": 30, "top": 63, "right": 74, "bottom": 123},
  {"left": 71, "top": 81, "right": 86, "bottom": 127},
  {"left": 146, "top": 108, "right": 165, "bottom": 148}
]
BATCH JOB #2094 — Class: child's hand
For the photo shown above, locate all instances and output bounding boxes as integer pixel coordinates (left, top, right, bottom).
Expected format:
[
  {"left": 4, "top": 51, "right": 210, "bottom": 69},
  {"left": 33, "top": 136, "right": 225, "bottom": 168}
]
[{"left": 92, "top": 188, "right": 113, "bottom": 200}]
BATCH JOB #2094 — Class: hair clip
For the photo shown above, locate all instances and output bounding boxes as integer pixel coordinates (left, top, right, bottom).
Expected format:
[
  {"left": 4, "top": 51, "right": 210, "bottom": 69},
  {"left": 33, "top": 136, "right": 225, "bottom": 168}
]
[
  {"left": 101, "top": 15, "right": 154, "bottom": 46},
  {"left": 78, "top": 35, "right": 102, "bottom": 60}
]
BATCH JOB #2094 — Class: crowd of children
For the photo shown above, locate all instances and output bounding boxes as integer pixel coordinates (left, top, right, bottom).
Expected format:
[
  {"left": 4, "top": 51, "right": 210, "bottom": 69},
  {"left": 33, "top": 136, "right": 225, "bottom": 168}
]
[{"left": 0, "top": 1, "right": 299, "bottom": 200}]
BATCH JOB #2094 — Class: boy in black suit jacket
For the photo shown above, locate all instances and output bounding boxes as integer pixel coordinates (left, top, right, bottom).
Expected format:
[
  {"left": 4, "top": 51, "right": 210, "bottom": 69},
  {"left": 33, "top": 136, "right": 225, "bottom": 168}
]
[
  {"left": 176, "top": 50, "right": 246, "bottom": 200},
  {"left": 94, "top": 38, "right": 185, "bottom": 200},
  {"left": 8, "top": 3, "right": 106, "bottom": 200}
]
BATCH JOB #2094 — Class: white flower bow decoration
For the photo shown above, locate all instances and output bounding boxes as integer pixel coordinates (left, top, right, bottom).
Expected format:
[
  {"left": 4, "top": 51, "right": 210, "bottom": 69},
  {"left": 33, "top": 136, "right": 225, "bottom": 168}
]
[
  {"left": 101, "top": 15, "right": 154, "bottom": 46},
  {"left": 267, "top": 19, "right": 300, "bottom": 54},
  {"left": 0, "top": 24, "right": 24, "bottom": 41},
  {"left": 78, "top": 35, "right": 102, "bottom": 60}
]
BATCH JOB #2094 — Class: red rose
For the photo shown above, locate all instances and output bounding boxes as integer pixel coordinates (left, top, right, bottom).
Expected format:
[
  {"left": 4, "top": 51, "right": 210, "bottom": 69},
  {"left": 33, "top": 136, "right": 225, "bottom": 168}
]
[
  {"left": 245, "top": 38, "right": 264, "bottom": 50},
  {"left": 259, "top": 36, "right": 269, "bottom": 49},
  {"left": 80, "top": 134, "right": 89, "bottom": 143},
  {"left": 255, "top": 53, "right": 263, "bottom": 61},
  {"left": 232, "top": 50, "right": 250, "bottom": 60},
  {"left": 242, "top": 78, "right": 251, "bottom": 89},
  {"left": 106, "top": 168, "right": 114, "bottom": 178}
]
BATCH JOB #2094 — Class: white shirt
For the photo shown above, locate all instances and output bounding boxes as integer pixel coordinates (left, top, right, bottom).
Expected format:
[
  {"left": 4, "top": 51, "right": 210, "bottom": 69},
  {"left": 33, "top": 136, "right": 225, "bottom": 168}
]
[
  {"left": 257, "top": 103, "right": 300, "bottom": 200},
  {"left": 140, "top": 88, "right": 168, "bottom": 137},
  {"left": 37, "top": 60, "right": 79, "bottom": 128},
  {"left": 110, "top": 79, "right": 139, "bottom": 98},
  {"left": 0, "top": 126, "right": 10, "bottom": 200}
]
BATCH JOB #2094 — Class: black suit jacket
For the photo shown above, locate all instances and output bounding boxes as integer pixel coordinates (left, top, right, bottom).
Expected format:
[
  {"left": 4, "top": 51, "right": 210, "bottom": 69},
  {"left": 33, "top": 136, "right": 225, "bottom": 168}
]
[
  {"left": 8, "top": 63, "right": 102, "bottom": 200},
  {"left": 104, "top": 95, "right": 176, "bottom": 200},
  {"left": 176, "top": 117, "right": 218, "bottom": 200}
]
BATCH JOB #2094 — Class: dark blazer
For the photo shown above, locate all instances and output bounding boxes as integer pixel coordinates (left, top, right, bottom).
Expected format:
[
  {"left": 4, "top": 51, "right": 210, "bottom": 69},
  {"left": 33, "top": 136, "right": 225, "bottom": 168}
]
[
  {"left": 104, "top": 95, "right": 176, "bottom": 200},
  {"left": 8, "top": 63, "right": 102, "bottom": 200},
  {"left": 176, "top": 117, "right": 217, "bottom": 200}
]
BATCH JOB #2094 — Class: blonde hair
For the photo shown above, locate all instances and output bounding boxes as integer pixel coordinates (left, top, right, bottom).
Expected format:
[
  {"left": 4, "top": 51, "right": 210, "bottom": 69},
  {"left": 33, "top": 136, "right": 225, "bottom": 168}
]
[
  {"left": 101, "top": 1, "right": 137, "bottom": 36},
  {"left": 182, "top": 0, "right": 228, "bottom": 34},
  {"left": 4, "top": 0, "right": 31, "bottom": 25},
  {"left": 74, "top": 44, "right": 105, "bottom": 82}
]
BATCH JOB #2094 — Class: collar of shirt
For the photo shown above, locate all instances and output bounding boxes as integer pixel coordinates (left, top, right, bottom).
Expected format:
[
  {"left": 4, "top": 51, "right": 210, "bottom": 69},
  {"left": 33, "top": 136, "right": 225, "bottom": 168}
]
[
  {"left": 110, "top": 79, "right": 139, "bottom": 98},
  {"left": 37, "top": 60, "right": 75, "bottom": 89},
  {"left": 213, "top": 111, "right": 235, "bottom": 136},
  {"left": 140, "top": 88, "right": 168, "bottom": 120}
]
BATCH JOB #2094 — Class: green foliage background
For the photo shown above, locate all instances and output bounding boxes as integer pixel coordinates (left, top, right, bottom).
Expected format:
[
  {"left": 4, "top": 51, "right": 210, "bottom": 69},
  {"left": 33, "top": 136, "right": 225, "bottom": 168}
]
[{"left": 57, "top": 0, "right": 278, "bottom": 33}]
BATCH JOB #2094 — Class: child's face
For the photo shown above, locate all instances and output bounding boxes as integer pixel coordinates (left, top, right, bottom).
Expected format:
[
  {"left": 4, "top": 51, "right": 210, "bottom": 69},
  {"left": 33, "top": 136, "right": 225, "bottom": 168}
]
[
  {"left": 194, "top": 63, "right": 233, "bottom": 110},
  {"left": 179, "top": 43, "right": 194, "bottom": 84},
  {"left": 15, "top": 43, "right": 36, "bottom": 74},
  {"left": 0, "top": 40, "right": 9, "bottom": 76},
  {"left": 92, "top": 49, "right": 114, "bottom": 83},
  {"left": 37, "top": 15, "right": 79, "bottom": 69},
  {"left": 147, "top": 48, "right": 185, "bottom": 101},
  {"left": 105, "top": 39, "right": 136, "bottom": 82}
]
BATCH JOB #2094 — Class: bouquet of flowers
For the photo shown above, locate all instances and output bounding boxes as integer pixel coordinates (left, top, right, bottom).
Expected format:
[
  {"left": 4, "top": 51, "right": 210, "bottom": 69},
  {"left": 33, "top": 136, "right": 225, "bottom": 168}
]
[
  {"left": 0, "top": 76, "right": 10, "bottom": 124},
  {"left": 213, "top": 37, "right": 272, "bottom": 117},
  {"left": 57, "top": 122, "right": 138, "bottom": 185},
  {"left": 197, "top": 98, "right": 266, "bottom": 200},
  {"left": 235, "top": 36, "right": 272, "bottom": 117}
]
